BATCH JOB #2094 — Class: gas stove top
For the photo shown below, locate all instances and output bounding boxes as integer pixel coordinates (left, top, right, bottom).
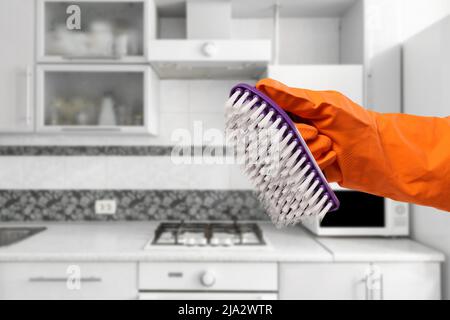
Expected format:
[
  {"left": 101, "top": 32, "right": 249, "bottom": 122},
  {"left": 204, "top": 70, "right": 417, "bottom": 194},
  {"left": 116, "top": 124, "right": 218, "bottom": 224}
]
[{"left": 148, "top": 221, "right": 266, "bottom": 247}]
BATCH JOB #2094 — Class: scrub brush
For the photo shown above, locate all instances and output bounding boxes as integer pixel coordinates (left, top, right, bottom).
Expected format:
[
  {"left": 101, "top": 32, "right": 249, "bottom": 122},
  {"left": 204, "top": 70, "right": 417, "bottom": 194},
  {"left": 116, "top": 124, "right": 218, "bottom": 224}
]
[{"left": 225, "top": 83, "right": 339, "bottom": 227}]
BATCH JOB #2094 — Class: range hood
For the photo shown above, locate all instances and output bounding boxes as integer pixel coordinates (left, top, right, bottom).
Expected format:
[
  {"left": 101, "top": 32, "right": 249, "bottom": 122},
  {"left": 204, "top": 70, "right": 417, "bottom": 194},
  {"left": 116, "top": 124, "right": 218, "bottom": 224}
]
[
  {"left": 149, "top": 0, "right": 271, "bottom": 79},
  {"left": 147, "top": 39, "right": 271, "bottom": 79}
]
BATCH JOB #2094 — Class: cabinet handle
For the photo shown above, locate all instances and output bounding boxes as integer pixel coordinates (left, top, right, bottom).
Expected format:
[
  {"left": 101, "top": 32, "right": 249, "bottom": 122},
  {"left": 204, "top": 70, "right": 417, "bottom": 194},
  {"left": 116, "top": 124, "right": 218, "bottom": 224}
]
[
  {"left": 62, "top": 55, "right": 121, "bottom": 61},
  {"left": 29, "top": 277, "right": 102, "bottom": 283},
  {"left": 363, "top": 266, "right": 383, "bottom": 300},
  {"left": 24, "top": 66, "right": 33, "bottom": 126},
  {"left": 379, "top": 274, "right": 384, "bottom": 300},
  {"left": 60, "top": 127, "right": 122, "bottom": 132}
]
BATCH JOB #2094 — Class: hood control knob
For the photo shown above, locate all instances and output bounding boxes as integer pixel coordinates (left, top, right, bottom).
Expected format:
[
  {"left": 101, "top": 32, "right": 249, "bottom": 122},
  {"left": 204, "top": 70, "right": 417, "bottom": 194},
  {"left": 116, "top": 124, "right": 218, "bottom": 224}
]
[
  {"left": 202, "top": 42, "right": 218, "bottom": 57},
  {"left": 201, "top": 271, "right": 216, "bottom": 287}
]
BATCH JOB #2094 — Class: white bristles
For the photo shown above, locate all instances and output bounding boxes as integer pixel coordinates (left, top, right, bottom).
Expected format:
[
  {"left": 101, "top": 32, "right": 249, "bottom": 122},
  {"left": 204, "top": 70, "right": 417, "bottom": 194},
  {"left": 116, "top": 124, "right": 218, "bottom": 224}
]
[{"left": 225, "top": 89, "right": 335, "bottom": 227}]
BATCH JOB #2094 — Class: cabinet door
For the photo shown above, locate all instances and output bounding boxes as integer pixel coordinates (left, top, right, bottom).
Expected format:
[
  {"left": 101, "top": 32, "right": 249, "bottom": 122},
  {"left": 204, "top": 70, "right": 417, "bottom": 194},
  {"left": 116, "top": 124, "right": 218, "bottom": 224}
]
[
  {"left": 36, "top": 65, "right": 158, "bottom": 134},
  {"left": 376, "top": 262, "right": 441, "bottom": 300},
  {"left": 279, "top": 262, "right": 441, "bottom": 300},
  {"left": 279, "top": 263, "right": 368, "bottom": 300},
  {"left": 0, "top": 0, "right": 34, "bottom": 132},
  {"left": 0, "top": 262, "right": 138, "bottom": 300}
]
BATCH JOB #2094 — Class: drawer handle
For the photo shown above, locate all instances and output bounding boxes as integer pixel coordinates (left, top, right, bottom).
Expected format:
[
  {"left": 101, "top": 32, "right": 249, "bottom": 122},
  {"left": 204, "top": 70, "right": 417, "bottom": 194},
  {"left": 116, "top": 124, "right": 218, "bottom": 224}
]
[
  {"left": 168, "top": 272, "right": 183, "bottom": 278},
  {"left": 29, "top": 277, "right": 102, "bottom": 283}
]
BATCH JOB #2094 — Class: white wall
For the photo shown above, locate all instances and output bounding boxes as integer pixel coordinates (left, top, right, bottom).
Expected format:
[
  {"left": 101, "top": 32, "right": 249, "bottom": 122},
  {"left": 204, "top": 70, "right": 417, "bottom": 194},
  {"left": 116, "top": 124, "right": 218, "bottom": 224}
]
[
  {"left": 400, "top": 0, "right": 450, "bottom": 299},
  {"left": 398, "top": 0, "right": 450, "bottom": 41}
]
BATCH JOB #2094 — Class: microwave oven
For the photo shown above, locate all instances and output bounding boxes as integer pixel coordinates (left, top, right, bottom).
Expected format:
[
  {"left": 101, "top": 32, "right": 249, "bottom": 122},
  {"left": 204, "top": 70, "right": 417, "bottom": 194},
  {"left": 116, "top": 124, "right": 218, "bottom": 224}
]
[{"left": 301, "top": 189, "right": 409, "bottom": 237}]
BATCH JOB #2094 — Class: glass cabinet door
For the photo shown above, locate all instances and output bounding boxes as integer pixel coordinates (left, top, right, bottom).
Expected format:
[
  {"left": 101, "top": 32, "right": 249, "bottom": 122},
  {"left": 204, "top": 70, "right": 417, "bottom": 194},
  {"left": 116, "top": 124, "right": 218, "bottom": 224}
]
[
  {"left": 38, "top": 0, "right": 147, "bottom": 63},
  {"left": 37, "top": 65, "right": 157, "bottom": 134}
]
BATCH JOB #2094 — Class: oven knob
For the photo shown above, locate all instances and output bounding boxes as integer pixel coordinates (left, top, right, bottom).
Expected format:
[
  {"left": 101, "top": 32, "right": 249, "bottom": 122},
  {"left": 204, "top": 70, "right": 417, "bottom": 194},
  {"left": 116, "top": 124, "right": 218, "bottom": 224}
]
[{"left": 200, "top": 271, "right": 216, "bottom": 287}]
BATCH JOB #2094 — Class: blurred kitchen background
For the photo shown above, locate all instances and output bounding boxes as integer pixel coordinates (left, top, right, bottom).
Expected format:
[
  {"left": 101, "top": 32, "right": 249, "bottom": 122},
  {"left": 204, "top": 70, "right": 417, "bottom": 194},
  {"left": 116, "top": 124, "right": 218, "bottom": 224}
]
[{"left": 0, "top": 0, "right": 449, "bottom": 300}]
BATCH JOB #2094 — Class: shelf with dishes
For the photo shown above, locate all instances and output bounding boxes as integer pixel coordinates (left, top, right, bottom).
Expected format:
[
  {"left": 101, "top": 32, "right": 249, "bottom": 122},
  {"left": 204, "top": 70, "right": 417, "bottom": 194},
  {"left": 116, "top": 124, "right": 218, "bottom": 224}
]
[
  {"left": 36, "top": 65, "right": 158, "bottom": 134},
  {"left": 37, "top": 0, "right": 153, "bottom": 64}
]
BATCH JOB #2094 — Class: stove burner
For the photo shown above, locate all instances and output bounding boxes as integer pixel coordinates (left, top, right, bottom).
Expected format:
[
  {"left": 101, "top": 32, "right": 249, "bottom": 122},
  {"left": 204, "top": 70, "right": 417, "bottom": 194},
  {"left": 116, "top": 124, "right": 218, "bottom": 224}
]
[{"left": 152, "top": 221, "right": 265, "bottom": 246}]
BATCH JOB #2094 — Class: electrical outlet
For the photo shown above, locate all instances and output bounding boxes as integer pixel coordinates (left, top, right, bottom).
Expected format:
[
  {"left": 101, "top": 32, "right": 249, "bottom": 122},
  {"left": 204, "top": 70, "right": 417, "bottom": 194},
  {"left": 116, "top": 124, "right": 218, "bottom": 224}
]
[{"left": 95, "top": 199, "right": 116, "bottom": 215}]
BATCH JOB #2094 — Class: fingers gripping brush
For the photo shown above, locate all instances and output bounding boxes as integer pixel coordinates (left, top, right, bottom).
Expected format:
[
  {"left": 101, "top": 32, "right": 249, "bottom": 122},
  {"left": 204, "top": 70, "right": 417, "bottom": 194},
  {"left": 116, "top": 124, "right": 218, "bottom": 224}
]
[{"left": 225, "top": 84, "right": 340, "bottom": 227}]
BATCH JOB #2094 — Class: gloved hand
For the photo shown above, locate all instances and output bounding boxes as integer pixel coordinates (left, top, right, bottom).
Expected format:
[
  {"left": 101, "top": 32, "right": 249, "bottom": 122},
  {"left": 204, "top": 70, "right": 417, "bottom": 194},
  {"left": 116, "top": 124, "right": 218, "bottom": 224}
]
[{"left": 256, "top": 78, "right": 450, "bottom": 212}]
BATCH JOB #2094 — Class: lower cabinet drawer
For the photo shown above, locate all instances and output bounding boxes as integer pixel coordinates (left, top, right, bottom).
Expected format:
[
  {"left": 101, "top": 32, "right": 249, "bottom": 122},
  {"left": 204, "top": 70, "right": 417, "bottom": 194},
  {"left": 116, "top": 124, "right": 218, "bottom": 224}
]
[
  {"left": 139, "top": 262, "right": 278, "bottom": 291},
  {"left": 0, "top": 262, "right": 137, "bottom": 300}
]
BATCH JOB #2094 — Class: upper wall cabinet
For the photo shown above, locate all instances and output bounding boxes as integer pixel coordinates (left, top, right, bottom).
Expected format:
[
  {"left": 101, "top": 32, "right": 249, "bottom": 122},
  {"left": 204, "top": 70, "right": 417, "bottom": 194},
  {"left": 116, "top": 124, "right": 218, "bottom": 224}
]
[
  {"left": 37, "top": 0, "right": 156, "bottom": 63},
  {"left": 0, "top": 0, "right": 35, "bottom": 133},
  {"left": 37, "top": 65, "right": 159, "bottom": 134},
  {"left": 262, "top": 0, "right": 365, "bottom": 105}
]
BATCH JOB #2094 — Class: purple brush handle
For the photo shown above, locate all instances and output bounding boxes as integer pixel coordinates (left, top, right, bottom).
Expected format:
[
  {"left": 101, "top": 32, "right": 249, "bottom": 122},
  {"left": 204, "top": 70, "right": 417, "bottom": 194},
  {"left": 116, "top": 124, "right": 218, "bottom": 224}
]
[{"left": 230, "top": 83, "right": 340, "bottom": 212}]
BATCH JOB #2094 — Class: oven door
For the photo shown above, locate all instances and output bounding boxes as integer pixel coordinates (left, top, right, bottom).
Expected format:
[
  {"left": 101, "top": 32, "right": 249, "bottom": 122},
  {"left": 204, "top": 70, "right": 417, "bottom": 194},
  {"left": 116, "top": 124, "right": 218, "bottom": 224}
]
[{"left": 138, "top": 292, "right": 278, "bottom": 300}]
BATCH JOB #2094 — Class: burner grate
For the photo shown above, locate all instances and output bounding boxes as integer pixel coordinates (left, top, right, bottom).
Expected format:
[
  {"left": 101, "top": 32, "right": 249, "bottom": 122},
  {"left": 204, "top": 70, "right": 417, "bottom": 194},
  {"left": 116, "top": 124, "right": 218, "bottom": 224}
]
[{"left": 152, "top": 221, "right": 265, "bottom": 246}]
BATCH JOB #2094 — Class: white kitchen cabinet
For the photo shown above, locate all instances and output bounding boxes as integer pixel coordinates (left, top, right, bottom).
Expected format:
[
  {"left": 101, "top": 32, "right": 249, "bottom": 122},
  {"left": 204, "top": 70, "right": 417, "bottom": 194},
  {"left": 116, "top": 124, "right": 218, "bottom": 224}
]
[
  {"left": 267, "top": 65, "right": 364, "bottom": 105},
  {"left": 0, "top": 262, "right": 138, "bottom": 300},
  {"left": 279, "top": 263, "right": 368, "bottom": 300},
  {"left": 279, "top": 262, "right": 441, "bottom": 300},
  {"left": 36, "top": 64, "right": 159, "bottom": 134},
  {"left": 0, "top": 0, "right": 35, "bottom": 132},
  {"left": 36, "top": 0, "right": 156, "bottom": 63},
  {"left": 378, "top": 263, "right": 441, "bottom": 299},
  {"left": 364, "top": 0, "right": 402, "bottom": 113}
]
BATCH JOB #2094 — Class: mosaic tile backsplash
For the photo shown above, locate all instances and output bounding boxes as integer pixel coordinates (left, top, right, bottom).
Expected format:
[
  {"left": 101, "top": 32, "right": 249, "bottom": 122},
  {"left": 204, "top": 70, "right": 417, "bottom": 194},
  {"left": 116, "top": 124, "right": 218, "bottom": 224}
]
[
  {"left": 0, "top": 145, "right": 231, "bottom": 156},
  {"left": 0, "top": 190, "right": 268, "bottom": 222}
]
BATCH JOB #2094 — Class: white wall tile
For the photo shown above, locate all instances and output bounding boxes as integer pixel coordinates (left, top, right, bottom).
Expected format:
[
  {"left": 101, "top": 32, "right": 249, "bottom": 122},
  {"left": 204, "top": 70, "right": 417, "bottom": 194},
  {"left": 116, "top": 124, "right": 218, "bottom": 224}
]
[
  {"left": 229, "top": 164, "right": 253, "bottom": 190},
  {"left": 189, "top": 158, "right": 231, "bottom": 190},
  {"left": 189, "top": 113, "right": 225, "bottom": 137},
  {"left": 22, "top": 157, "right": 65, "bottom": 189},
  {"left": 106, "top": 157, "right": 153, "bottom": 190},
  {"left": 152, "top": 112, "right": 190, "bottom": 146},
  {"left": 64, "top": 157, "right": 107, "bottom": 189},
  {"left": 160, "top": 80, "right": 189, "bottom": 112},
  {"left": 147, "top": 157, "right": 190, "bottom": 189},
  {"left": 0, "top": 136, "right": 26, "bottom": 145},
  {"left": 189, "top": 80, "right": 233, "bottom": 113},
  {"left": 0, "top": 157, "right": 23, "bottom": 189},
  {"left": 106, "top": 156, "right": 191, "bottom": 190}
]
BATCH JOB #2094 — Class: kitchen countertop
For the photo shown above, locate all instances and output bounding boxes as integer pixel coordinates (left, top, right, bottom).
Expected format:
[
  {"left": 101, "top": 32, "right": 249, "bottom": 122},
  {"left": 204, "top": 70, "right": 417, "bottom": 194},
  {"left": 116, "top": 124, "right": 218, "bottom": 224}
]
[
  {"left": 0, "top": 222, "right": 444, "bottom": 263},
  {"left": 0, "top": 222, "right": 331, "bottom": 262},
  {"left": 316, "top": 237, "right": 445, "bottom": 262}
]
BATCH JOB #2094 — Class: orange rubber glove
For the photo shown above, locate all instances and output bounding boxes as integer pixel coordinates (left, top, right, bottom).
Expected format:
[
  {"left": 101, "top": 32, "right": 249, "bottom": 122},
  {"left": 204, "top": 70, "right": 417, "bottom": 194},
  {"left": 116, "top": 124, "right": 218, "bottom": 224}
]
[{"left": 256, "top": 78, "right": 450, "bottom": 212}]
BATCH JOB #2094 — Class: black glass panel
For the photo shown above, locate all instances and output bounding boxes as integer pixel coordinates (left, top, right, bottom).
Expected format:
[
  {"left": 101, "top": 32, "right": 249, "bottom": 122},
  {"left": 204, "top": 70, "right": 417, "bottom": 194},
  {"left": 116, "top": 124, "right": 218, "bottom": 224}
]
[{"left": 320, "top": 191, "right": 385, "bottom": 228}]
